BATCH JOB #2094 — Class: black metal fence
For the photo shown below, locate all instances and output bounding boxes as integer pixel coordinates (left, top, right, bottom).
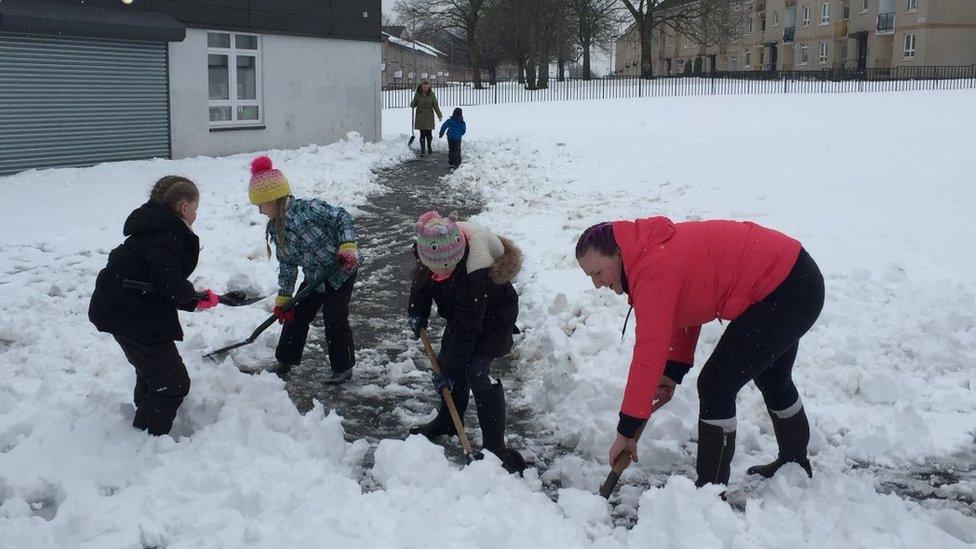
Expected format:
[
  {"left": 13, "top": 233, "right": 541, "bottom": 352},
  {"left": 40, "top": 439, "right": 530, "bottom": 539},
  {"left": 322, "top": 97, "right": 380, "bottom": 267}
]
[{"left": 382, "top": 65, "right": 976, "bottom": 109}]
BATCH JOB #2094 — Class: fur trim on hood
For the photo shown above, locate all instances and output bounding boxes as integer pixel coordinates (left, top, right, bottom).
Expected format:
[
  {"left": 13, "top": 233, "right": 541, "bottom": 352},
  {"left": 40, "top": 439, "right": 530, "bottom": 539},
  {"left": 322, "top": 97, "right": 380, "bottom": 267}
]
[{"left": 458, "top": 221, "right": 522, "bottom": 283}]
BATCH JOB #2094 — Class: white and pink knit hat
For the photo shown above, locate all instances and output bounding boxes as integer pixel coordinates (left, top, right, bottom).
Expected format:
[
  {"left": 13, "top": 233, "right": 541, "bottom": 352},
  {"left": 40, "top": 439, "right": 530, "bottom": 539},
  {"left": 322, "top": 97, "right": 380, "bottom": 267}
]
[{"left": 415, "top": 210, "right": 466, "bottom": 275}]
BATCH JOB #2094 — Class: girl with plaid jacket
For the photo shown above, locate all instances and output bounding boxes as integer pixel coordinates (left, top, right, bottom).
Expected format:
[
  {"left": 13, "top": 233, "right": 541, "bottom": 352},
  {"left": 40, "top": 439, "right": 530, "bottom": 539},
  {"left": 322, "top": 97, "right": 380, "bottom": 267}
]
[{"left": 248, "top": 156, "right": 361, "bottom": 384}]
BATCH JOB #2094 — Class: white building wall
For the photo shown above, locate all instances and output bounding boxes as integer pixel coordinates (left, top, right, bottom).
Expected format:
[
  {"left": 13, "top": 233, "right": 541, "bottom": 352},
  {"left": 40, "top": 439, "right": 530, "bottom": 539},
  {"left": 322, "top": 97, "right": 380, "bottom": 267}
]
[{"left": 169, "top": 28, "right": 381, "bottom": 159}]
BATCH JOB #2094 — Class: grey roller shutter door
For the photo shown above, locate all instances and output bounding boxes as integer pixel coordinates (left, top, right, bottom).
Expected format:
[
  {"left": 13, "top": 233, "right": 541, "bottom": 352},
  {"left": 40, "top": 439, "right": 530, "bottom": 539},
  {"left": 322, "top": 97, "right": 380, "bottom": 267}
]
[{"left": 0, "top": 32, "right": 170, "bottom": 175}]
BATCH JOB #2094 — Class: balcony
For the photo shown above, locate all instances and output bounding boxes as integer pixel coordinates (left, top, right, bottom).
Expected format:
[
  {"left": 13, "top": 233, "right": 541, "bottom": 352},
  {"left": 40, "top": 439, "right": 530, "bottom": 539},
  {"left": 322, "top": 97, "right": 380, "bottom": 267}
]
[
  {"left": 784, "top": 26, "right": 796, "bottom": 43},
  {"left": 876, "top": 12, "right": 895, "bottom": 34},
  {"left": 834, "top": 19, "right": 848, "bottom": 37}
]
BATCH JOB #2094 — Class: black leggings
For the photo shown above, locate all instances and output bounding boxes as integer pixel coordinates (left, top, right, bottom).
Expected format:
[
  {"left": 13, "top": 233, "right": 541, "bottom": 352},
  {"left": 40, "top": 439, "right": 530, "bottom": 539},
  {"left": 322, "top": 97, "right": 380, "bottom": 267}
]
[
  {"left": 275, "top": 273, "right": 357, "bottom": 372},
  {"left": 420, "top": 130, "right": 433, "bottom": 151},
  {"left": 698, "top": 248, "right": 825, "bottom": 421}
]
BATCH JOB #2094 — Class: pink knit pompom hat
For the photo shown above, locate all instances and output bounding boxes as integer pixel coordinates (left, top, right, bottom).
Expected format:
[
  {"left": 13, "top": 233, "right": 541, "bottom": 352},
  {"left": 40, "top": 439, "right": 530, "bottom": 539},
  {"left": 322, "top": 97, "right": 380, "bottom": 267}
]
[
  {"left": 415, "top": 210, "right": 466, "bottom": 275},
  {"left": 248, "top": 155, "right": 291, "bottom": 205}
]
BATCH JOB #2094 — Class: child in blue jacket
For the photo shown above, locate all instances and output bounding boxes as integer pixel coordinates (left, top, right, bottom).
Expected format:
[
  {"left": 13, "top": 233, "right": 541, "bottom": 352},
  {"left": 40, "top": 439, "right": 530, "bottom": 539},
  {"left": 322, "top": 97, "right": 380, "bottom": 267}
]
[{"left": 439, "top": 108, "right": 466, "bottom": 168}]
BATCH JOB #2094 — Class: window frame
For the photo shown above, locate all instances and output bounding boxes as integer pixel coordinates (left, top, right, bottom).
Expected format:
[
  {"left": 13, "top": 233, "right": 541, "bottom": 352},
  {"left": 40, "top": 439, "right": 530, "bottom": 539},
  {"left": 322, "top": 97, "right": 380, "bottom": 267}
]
[
  {"left": 207, "top": 31, "right": 263, "bottom": 129},
  {"left": 803, "top": 6, "right": 811, "bottom": 26},
  {"left": 800, "top": 44, "right": 809, "bottom": 65},
  {"left": 903, "top": 33, "right": 917, "bottom": 58},
  {"left": 820, "top": 2, "right": 830, "bottom": 25},
  {"left": 819, "top": 41, "right": 829, "bottom": 63},
  {"left": 907, "top": 0, "right": 918, "bottom": 12}
]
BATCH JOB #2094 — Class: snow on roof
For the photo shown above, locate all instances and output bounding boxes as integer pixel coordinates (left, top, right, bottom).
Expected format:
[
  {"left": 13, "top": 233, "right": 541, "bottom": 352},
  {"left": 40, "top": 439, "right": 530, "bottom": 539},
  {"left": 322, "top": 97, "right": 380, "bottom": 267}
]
[{"left": 382, "top": 33, "right": 445, "bottom": 58}]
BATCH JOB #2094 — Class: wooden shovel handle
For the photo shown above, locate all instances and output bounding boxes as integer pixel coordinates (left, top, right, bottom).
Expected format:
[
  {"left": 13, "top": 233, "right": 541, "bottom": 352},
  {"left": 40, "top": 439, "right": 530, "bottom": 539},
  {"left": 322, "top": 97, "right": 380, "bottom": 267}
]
[
  {"left": 420, "top": 329, "right": 476, "bottom": 457},
  {"left": 600, "top": 396, "right": 670, "bottom": 498}
]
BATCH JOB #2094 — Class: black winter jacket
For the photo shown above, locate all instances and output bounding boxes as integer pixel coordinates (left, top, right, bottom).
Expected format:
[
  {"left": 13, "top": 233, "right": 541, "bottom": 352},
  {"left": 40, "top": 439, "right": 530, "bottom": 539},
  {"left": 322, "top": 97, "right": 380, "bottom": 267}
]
[
  {"left": 408, "top": 226, "right": 521, "bottom": 370},
  {"left": 89, "top": 200, "right": 199, "bottom": 341}
]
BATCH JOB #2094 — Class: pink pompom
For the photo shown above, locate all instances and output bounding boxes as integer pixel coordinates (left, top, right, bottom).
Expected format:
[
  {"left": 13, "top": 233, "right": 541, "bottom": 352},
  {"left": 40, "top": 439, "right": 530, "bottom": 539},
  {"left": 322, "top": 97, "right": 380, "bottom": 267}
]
[{"left": 250, "top": 155, "right": 273, "bottom": 175}]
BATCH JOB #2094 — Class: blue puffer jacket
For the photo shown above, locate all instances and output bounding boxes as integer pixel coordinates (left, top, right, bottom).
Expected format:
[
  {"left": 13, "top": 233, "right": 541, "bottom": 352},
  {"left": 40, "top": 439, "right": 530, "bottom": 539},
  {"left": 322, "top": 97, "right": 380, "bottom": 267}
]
[{"left": 439, "top": 117, "right": 466, "bottom": 141}]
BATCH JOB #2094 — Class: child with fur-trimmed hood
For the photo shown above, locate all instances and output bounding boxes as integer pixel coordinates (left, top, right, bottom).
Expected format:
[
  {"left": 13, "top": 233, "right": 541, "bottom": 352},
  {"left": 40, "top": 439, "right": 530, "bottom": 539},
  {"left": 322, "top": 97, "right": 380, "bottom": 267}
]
[{"left": 407, "top": 211, "right": 525, "bottom": 472}]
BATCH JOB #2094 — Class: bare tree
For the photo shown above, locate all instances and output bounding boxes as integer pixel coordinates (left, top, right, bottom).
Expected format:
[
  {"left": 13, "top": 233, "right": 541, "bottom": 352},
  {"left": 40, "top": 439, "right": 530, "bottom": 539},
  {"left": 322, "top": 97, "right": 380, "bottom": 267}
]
[
  {"left": 523, "top": 0, "right": 569, "bottom": 89},
  {"left": 487, "top": 0, "right": 533, "bottom": 84},
  {"left": 619, "top": 0, "right": 698, "bottom": 78},
  {"left": 675, "top": 0, "right": 751, "bottom": 54},
  {"left": 395, "top": 0, "right": 489, "bottom": 88},
  {"left": 570, "top": 0, "right": 625, "bottom": 80},
  {"left": 552, "top": 8, "right": 579, "bottom": 81}
]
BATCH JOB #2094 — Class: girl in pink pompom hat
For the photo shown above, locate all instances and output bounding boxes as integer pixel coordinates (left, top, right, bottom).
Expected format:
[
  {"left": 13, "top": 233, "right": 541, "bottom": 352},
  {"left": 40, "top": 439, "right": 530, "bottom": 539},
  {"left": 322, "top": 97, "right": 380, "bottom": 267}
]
[{"left": 248, "top": 155, "right": 361, "bottom": 384}]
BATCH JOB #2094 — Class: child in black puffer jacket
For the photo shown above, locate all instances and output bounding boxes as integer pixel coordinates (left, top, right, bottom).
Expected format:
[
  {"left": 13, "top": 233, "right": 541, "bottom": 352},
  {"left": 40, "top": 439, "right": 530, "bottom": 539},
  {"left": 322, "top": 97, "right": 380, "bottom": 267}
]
[{"left": 89, "top": 176, "right": 219, "bottom": 436}]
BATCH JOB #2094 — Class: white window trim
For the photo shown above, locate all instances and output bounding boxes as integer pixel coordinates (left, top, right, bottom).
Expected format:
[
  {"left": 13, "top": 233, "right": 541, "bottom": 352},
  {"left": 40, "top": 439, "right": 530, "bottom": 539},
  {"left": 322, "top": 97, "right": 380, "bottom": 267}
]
[
  {"left": 800, "top": 44, "right": 809, "bottom": 65},
  {"left": 774, "top": 11, "right": 779, "bottom": 26},
  {"left": 745, "top": 52, "right": 752, "bottom": 67},
  {"left": 208, "top": 32, "right": 263, "bottom": 128},
  {"left": 803, "top": 6, "right": 811, "bottom": 26},
  {"left": 819, "top": 41, "right": 829, "bottom": 63},
  {"left": 907, "top": 0, "right": 918, "bottom": 12},
  {"left": 820, "top": 3, "right": 830, "bottom": 25},
  {"left": 903, "top": 33, "right": 917, "bottom": 58}
]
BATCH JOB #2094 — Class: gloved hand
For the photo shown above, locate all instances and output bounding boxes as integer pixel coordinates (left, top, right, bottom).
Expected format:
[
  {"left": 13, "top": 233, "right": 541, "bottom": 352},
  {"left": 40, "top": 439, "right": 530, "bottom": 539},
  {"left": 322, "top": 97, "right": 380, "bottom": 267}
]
[
  {"left": 407, "top": 314, "right": 428, "bottom": 339},
  {"left": 273, "top": 294, "right": 295, "bottom": 324},
  {"left": 195, "top": 289, "right": 219, "bottom": 311},
  {"left": 431, "top": 373, "right": 453, "bottom": 392},
  {"left": 337, "top": 242, "right": 359, "bottom": 272}
]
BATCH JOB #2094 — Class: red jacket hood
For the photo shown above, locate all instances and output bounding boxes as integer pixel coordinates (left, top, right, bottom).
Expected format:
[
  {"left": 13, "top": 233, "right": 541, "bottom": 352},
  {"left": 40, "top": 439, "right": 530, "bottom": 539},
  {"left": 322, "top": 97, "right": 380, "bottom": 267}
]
[{"left": 612, "top": 216, "right": 676, "bottom": 288}]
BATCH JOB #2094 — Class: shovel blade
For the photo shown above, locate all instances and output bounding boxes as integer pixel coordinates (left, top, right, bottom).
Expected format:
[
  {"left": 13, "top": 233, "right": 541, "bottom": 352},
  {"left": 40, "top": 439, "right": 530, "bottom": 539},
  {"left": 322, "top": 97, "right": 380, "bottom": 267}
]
[{"left": 218, "top": 291, "right": 266, "bottom": 307}]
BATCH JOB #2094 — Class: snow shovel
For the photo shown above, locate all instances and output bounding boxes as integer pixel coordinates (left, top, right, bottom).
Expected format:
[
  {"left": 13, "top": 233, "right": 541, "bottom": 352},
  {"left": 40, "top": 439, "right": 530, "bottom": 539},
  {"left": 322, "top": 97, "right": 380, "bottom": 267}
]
[
  {"left": 599, "top": 421, "right": 646, "bottom": 499},
  {"left": 419, "top": 329, "right": 483, "bottom": 462},
  {"left": 202, "top": 270, "right": 330, "bottom": 361},
  {"left": 121, "top": 279, "right": 265, "bottom": 307},
  {"left": 408, "top": 107, "right": 416, "bottom": 146},
  {"left": 599, "top": 392, "right": 671, "bottom": 498},
  {"left": 419, "top": 331, "right": 527, "bottom": 474},
  {"left": 193, "top": 290, "right": 266, "bottom": 307}
]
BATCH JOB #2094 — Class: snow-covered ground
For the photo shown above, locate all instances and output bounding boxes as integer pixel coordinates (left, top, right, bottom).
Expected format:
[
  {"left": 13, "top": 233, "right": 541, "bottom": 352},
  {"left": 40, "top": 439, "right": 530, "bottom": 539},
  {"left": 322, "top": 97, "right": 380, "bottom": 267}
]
[{"left": 2, "top": 90, "right": 975, "bottom": 547}]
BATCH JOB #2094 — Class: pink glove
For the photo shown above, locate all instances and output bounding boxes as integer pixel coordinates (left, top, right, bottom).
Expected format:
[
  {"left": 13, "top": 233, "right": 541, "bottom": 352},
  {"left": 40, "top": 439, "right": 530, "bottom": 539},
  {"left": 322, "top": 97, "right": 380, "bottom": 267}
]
[
  {"left": 337, "top": 251, "right": 358, "bottom": 272},
  {"left": 195, "top": 290, "right": 219, "bottom": 311}
]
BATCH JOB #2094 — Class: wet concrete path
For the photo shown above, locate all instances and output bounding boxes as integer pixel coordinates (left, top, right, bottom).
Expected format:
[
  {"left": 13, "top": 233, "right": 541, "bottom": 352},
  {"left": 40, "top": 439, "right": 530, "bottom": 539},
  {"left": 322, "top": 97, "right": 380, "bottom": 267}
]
[{"left": 275, "top": 149, "right": 556, "bottom": 478}]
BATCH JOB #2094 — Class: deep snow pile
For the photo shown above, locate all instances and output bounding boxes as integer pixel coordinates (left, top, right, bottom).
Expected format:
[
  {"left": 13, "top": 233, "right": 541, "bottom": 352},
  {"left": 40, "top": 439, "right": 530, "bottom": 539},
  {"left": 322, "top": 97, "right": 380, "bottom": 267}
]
[{"left": 1, "top": 90, "right": 974, "bottom": 548}]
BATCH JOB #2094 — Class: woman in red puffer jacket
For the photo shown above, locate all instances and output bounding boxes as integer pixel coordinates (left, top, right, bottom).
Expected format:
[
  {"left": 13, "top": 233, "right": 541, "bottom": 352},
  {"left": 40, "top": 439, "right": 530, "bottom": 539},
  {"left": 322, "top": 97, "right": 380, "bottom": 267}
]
[{"left": 576, "top": 217, "right": 824, "bottom": 488}]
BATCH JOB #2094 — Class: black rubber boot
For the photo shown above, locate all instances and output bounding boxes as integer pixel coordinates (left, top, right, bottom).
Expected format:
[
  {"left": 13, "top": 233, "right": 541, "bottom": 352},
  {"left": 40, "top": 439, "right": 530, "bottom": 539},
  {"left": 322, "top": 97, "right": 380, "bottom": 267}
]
[
  {"left": 409, "top": 384, "right": 469, "bottom": 439},
  {"left": 269, "top": 361, "right": 293, "bottom": 379},
  {"left": 695, "top": 420, "right": 736, "bottom": 488},
  {"left": 474, "top": 381, "right": 527, "bottom": 475},
  {"left": 747, "top": 407, "right": 813, "bottom": 478}
]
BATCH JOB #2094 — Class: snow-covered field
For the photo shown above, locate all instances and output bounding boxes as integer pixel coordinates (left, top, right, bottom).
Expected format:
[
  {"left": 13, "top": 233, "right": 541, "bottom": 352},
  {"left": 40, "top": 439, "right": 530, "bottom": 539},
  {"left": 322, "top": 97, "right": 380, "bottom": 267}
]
[{"left": 2, "top": 90, "right": 975, "bottom": 547}]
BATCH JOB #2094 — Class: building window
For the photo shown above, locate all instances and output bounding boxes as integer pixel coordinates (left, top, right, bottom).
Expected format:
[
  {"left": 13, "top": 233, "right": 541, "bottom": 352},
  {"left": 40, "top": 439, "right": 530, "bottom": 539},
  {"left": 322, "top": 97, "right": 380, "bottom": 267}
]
[
  {"left": 748, "top": 17, "right": 754, "bottom": 33},
  {"left": 803, "top": 6, "right": 811, "bottom": 25},
  {"left": 862, "top": 0, "right": 868, "bottom": 12},
  {"left": 207, "top": 32, "right": 262, "bottom": 127},
  {"left": 819, "top": 41, "right": 828, "bottom": 63},
  {"left": 745, "top": 51, "right": 752, "bottom": 67},
  {"left": 820, "top": 2, "right": 830, "bottom": 24},
  {"left": 904, "top": 33, "right": 916, "bottom": 57},
  {"left": 907, "top": 0, "right": 918, "bottom": 11},
  {"left": 800, "top": 44, "right": 809, "bottom": 64},
  {"left": 774, "top": 11, "right": 779, "bottom": 26}
]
